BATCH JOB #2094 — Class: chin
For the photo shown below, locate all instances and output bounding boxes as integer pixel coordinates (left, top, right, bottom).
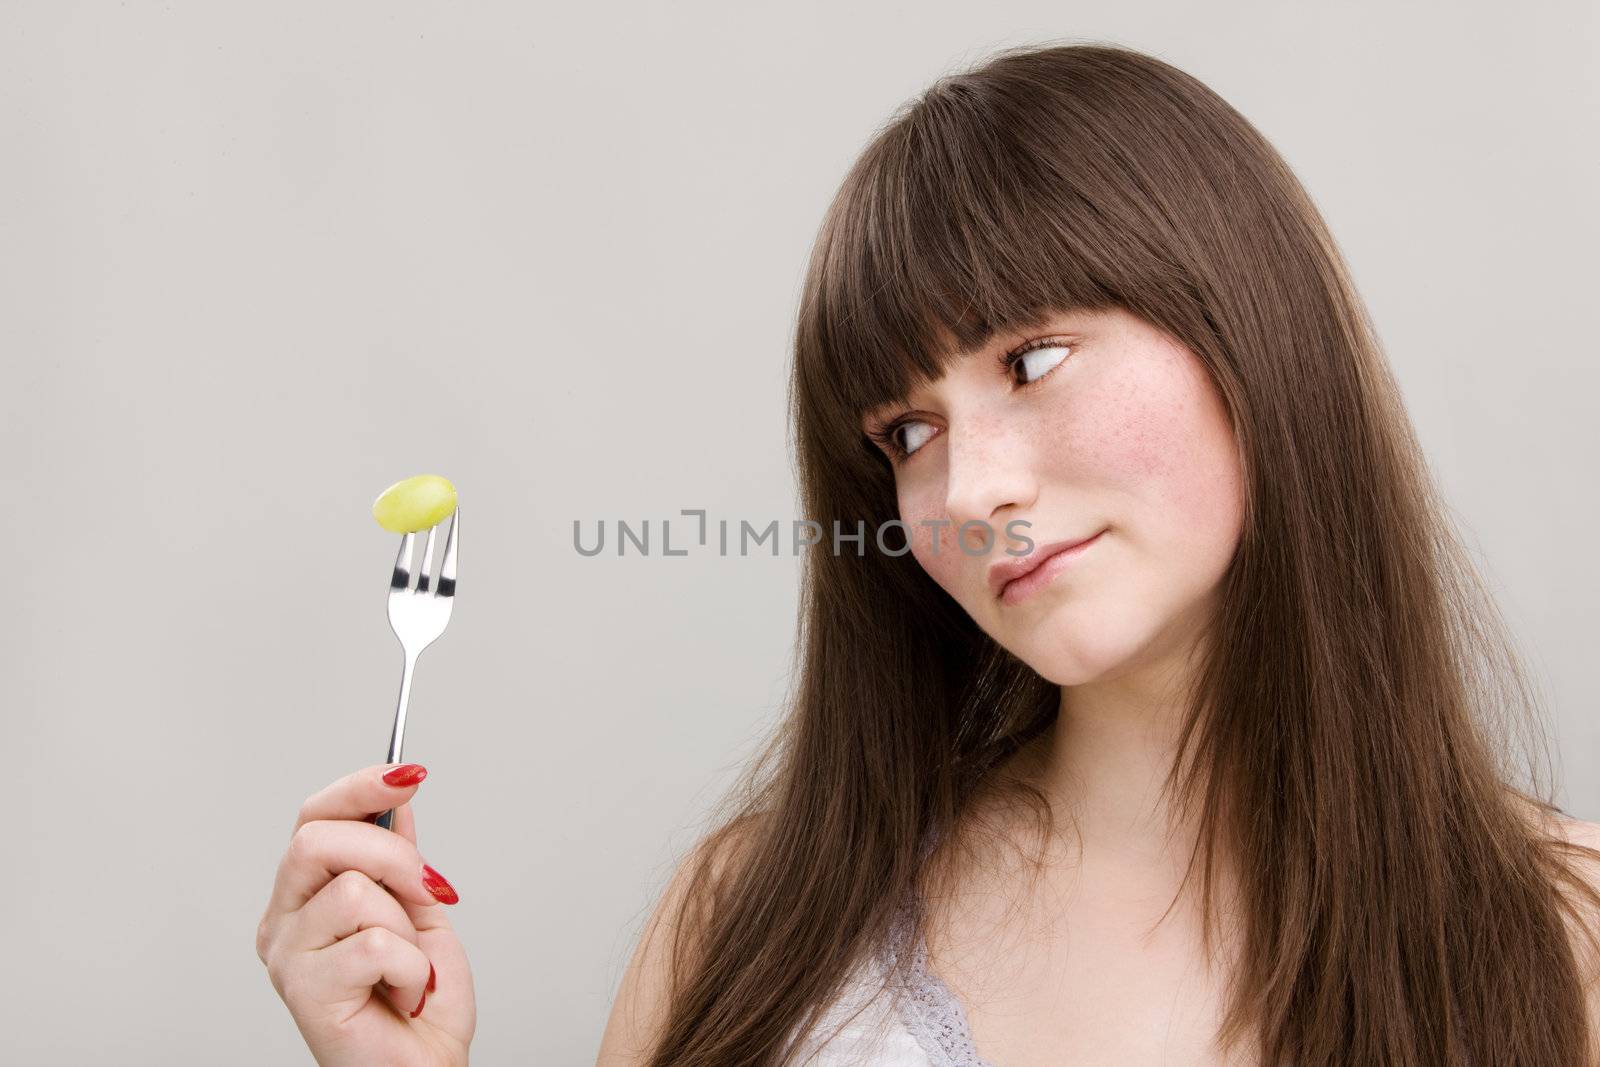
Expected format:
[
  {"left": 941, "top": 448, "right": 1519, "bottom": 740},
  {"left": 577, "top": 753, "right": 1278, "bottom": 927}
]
[{"left": 1003, "top": 603, "right": 1148, "bottom": 686}]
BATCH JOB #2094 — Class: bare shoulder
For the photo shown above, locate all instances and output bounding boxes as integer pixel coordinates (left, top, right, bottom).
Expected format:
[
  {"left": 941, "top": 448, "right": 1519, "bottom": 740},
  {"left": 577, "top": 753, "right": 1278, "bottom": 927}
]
[
  {"left": 1540, "top": 808, "right": 1600, "bottom": 884},
  {"left": 1556, "top": 815, "right": 1600, "bottom": 851},
  {"left": 1506, "top": 792, "right": 1598, "bottom": 855},
  {"left": 1512, "top": 799, "right": 1600, "bottom": 906},
  {"left": 1538, "top": 810, "right": 1600, "bottom": 1057},
  {"left": 594, "top": 815, "right": 768, "bottom": 1067}
]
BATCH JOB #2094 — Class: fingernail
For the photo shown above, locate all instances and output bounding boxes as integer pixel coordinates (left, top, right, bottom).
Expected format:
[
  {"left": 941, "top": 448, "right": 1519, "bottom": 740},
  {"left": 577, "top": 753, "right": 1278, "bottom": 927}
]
[
  {"left": 421, "top": 863, "right": 460, "bottom": 904},
  {"left": 410, "top": 988, "right": 427, "bottom": 1018},
  {"left": 427, "top": 962, "right": 437, "bottom": 993},
  {"left": 383, "top": 763, "right": 428, "bottom": 787}
]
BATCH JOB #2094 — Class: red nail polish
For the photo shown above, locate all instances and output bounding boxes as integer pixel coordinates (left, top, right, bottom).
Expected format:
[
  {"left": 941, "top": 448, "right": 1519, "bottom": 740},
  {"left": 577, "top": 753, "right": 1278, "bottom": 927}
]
[
  {"left": 427, "top": 962, "right": 437, "bottom": 993},
  {"left": 421, "top": 863, "right": 459, "bottom": 904},
  {"left": 409, "top": 988, "right": 427, "bottom": 1018},
  {"left": 383, "top": 763, "right": 428, "bottom": 787}
]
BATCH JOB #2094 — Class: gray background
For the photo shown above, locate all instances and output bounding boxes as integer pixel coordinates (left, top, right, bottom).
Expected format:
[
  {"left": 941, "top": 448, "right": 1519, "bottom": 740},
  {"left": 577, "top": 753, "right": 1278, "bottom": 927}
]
[{"left": 3, "top": 1, "right": 1595, "bottom": 1062}]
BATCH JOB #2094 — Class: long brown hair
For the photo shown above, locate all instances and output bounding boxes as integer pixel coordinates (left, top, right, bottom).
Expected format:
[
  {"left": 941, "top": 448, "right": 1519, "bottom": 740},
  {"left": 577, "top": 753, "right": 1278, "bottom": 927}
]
[{"left": 641, "top": 40, "right": 1600, "bottom": 1065}]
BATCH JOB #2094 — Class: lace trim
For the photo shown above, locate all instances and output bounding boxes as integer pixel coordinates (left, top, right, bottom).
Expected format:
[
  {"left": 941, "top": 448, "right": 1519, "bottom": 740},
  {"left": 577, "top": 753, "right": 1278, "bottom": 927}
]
[
  {"left": 883, "top": 908, "right": 1472, "bottom": 1067},
  {"left": 883, "top": 901, "right": 1001, "bottom": 1067},
  {"left": 878, "top": 829, "right": 1474, "bottom": 1067}
]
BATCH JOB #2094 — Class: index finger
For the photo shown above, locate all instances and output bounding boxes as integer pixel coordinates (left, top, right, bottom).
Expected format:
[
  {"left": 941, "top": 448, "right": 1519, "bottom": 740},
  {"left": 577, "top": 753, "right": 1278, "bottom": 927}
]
[{"left": 292, "top": 763, "right": 428, "bottom": 837}]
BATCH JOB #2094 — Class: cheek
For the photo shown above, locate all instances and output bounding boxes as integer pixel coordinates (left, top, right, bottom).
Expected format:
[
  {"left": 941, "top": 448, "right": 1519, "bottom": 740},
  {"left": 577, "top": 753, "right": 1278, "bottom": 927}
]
[
  {"left": 1071, "top": 352, "right": 1243, "bottom": 555},
  {"left": 1052, "top": 363, "right": 1186, "bottom": 482},
  {"left": 897, "top": 488, "right": 970, "bottom": 591}
]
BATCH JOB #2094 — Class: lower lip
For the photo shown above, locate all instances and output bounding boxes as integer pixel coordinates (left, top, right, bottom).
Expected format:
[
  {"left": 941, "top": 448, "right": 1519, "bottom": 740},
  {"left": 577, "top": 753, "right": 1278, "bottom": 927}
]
[{"left": 1000, "top": 530, "right": 1105, "bottom": 605}]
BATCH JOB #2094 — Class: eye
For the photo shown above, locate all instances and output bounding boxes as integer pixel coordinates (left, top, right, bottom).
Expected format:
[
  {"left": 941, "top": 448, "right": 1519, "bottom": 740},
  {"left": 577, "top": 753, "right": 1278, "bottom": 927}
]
[
  {"left": 866, "top": 336, "right": 1074, "bottom": 465},
  {"left": 866, "top": 417, "right": 935, "bottom": 463},
  {"left": 1002, "top": 337, "right": 1072, "bottom": 385}
]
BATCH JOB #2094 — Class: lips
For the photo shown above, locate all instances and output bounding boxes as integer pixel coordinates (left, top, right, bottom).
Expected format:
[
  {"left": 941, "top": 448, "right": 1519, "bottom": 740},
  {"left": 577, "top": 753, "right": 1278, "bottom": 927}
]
[{"left": 987, "top": 530, "right": 1104, "bottom": 599}]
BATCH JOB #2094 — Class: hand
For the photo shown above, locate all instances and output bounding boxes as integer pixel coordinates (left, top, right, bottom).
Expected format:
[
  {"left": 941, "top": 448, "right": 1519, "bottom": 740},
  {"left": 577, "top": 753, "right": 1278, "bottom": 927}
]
[{"left": 256, "top": 764, "right": 476, "bottom": 1067}]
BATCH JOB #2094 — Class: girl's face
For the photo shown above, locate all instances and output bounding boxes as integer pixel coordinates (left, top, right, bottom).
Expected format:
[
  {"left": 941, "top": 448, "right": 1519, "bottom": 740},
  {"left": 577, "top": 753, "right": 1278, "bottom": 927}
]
[{"left": 862, "top": 306, "right": 1245, "bottom": 686}]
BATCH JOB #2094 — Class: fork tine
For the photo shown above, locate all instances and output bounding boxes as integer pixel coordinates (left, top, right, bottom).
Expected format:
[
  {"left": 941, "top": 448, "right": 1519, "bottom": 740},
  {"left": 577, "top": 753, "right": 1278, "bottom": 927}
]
[
  {"left": 437, "top": 510, "right": 458, "bottom": 597},
  {"left": 416, "top": 523, "right": 439, "bottom": 593},
  {"left": 391, "top": 532, "right": 416, "bottom": 589}
]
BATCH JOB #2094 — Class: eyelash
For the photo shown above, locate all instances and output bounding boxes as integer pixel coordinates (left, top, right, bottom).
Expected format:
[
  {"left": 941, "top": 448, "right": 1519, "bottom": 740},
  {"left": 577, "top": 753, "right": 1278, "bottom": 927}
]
[{"left": 865, "top": 336, "right": 1072, "bottom": 464}]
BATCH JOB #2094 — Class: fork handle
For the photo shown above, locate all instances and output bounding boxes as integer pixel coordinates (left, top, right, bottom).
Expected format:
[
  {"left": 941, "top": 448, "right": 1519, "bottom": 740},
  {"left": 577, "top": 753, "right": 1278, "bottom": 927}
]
[{"left": 375, "top": 649, "right": 419, "bottom": 831}]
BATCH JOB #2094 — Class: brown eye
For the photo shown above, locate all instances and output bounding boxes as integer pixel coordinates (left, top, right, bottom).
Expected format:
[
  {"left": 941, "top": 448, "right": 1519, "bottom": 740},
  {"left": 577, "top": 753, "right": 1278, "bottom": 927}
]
[
  {"left": 1004, "top": 339, "right": 1071, "bottom": 385},
  {"left": 869, "top": 418, "right": 936, "bottom": 463}
]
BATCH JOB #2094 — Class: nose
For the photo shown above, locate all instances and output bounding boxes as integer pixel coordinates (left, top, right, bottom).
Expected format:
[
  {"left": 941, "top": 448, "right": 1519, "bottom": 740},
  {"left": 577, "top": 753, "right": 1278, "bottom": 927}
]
[{"left": 942, "top": 416, "right": 1036, "bottom": 553}]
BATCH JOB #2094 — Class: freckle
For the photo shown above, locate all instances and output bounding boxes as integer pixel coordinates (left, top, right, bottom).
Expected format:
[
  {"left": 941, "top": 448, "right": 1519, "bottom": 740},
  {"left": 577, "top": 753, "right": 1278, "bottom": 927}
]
[
  {"left": 1122, "top": 407, "right": 1180, "bottom": 479},
  {"left": 1131, "top": 431, "right": 1168, "bottom": 477}
]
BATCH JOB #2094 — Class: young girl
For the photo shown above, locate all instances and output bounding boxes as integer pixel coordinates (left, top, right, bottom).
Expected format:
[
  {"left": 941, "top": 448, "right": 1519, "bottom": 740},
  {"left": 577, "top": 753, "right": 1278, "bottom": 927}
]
[
  {"left": 592, "top": 41, "right": 1600, "bottom": 1066},
  {"left": 258, "top": 42, "right": 1600, "bottom": 1067}
]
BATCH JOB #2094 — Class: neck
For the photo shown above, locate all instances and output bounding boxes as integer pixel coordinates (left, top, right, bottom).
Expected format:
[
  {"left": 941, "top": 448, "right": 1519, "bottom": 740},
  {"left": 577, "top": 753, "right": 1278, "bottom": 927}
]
[
  {"left": 1044, "top": 679, "right": 1198, "bottom": 867},
  {"left": 1033, "top": 616, "right": 1217, "bottom": 877}
]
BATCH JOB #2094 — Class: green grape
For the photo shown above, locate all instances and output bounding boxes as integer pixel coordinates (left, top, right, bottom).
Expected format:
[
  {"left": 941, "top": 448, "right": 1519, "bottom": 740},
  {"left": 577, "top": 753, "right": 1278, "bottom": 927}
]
[{"left": 372, "top": 474, "right": 458, "bottom": 533}]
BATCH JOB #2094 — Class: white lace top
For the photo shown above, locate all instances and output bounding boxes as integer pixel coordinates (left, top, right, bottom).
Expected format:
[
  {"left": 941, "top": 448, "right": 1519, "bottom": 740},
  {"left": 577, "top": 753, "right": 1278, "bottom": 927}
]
[
  {"left": 784, "top": 901, "right": 998, "bottom": 1067},
  {"left": 785, "top": 910, "right": 1471, "bottom": 1067}
]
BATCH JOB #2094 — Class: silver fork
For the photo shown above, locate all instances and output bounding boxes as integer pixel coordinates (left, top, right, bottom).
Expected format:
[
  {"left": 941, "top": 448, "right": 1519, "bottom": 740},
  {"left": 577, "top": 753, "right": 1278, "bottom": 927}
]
[{"left": 375, "top": 510, "right": 458, "bottom": 831}]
